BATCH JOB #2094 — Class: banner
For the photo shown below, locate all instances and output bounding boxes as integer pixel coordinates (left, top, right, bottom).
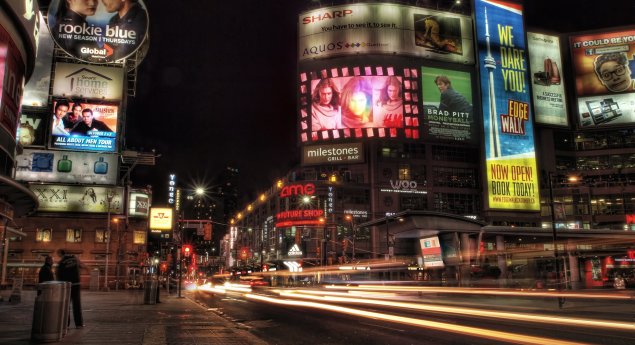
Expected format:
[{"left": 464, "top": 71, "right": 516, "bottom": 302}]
[
  {"left": 570, "top": 28, "right": 635, "bottom": 128},
  {"left": 475, "top": 0, "right": 540, "bottom": 211},
  {"left": 52, "top": 62, "right": 124, "bottom": 100},
  {"left": 30, "top": 184, "right": 124, "bottom": 213},
  {"left": 527, "top": 32, "right": 568, "bottom": 126},
  {"left": 50, "top": 100, "right": 118, "bottom": 152},
  {"left": 16, "top": 149, "right": 118, "bottom": 185}
]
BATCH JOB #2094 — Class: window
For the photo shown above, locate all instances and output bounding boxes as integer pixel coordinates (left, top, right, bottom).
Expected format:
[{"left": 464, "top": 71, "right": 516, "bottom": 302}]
[
  {"left": 95, "top": 228, "right": 109, "bottom": 243},
  {"left": 398, "top": 164, "right": 410, "bottom": 180},
  {"left": 36, "top": 228, "right": 52, "bottom": 242},
  {"left": 133, "top": 231, "right": 146, "bottom": 244},
  {"left": 66, "top": 228, "right": 82, "bottom": 243}
]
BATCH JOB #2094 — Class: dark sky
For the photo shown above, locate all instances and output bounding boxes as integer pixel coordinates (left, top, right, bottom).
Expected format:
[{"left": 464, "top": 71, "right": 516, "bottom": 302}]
[{"left": 124, "top": 0, "right": 635, "bottom": 204}]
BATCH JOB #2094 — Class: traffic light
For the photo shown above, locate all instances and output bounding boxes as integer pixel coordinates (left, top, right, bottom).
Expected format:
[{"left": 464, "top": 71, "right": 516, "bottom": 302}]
[{"left": 182, "top": 245, "right": 192, "bottom": 258}]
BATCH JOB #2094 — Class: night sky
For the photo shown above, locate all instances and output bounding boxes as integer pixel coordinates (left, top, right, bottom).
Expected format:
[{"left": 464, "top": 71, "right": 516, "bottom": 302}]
[{"left": 123, "top": 0, "right": 635, "bottom": 204}]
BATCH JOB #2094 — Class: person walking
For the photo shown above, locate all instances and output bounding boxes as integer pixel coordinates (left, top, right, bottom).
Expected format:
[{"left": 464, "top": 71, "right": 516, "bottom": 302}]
[
  {"left": 57, "top": 249, "right": 84, "bottom": 328},
  {"left": 38, "top": 256, "right": 55, "bottom": 283}
]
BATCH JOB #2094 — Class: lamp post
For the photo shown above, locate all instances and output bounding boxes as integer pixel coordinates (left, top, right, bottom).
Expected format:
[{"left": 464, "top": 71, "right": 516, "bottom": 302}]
[
  {"left": 547, "top": 172, "right": 563, "bottom": 308},
  {"left": 113, "top": 218, "right": 120, "bottom": 291},
  {"left": 104, "top": 190, "right": 116, "bottom": 291}
]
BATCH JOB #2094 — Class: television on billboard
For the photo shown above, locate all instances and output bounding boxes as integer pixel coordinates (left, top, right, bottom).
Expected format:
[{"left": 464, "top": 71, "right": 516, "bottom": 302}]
[
  {"left": 23, "top": 14, "right": 54, "bottom": 107},
  {"left": 150, "top": 208, "right": 173, "bottom": 231},
  {"left": 30, "top": 184, "right": 123, "bottom": 213},
  {"left": 16, "top": 149, "right": 118, "bottom": 185},
  {"left": 50, "top": 100, "right": 118, "bottom": 152},
  {"left": 475, "top": 0, "right": 540, "bottom": 211},
  {"left": 47, "top": 0, "right": 149, "bottom": 63},
  {"left": 421, "top": 66, "right": 475, "bottom": 142},
  {"left": 302, "top": 143, "right": 364, "bottom": 165},
  {"left": 129, "top": 191, "right": 150, "bottom": 218},
  {"left": 299, "top": 4, "right": 474, "bottom": 64},
  {"left": 52, "top": 63, "right": 124, "bottom": 100},
  {"left": 17, "top": 111, "right": 47, "bottom": 147},
  {"left": 527, "top": 32, "right": 568, "bottom": 126},
  {"left": 570, "top": 28, "right": 635, "bottom": 128}
]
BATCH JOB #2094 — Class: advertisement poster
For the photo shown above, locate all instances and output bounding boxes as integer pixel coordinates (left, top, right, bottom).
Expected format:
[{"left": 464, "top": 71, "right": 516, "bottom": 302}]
[
  {"left": 50, "top": 100, "right": 118, "bottom": 152},
  {"left": 30, "top": 184, "right": 123, "bottom": 213},
  {"left": 150, "top": 208, "right": 173, "bottom": 230},
  {"left": 129, "top": 191, "right": 150, "bottom": 218},
  {"left": 475, "top": 0, "right": 540, "bottom": 211},
  {"left": 17, "top": 111, "right": 47, "bottom": 147},
  {"left": 527, "top": 32, "right": 568, "bottom": 126},
  {"left": 299, "top": 3, "right": 474, "bottom": 64},
  {"left": 47, "top": 0, "right": 149, "bottom": 63},
  {"left": 52, "top": 62, "right": 124, "bottom": 100},
  {"left": 23, "top": 14, "right": 54, "bottom": 107},
  {"left": 421, "top": 66, "right": 474, "bottom": 142},
  {"left": 16, "top": 149, "right": 118, "bottom": 184},
  {"left": 570, "top": 29, "right": 635, "bottom": 128},
  {"left": 420, "top": 236, "right": 444, "bottom": 268}
]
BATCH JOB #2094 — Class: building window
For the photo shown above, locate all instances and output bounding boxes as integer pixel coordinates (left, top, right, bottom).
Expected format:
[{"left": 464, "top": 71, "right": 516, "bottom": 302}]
[
  {"left": 66, "top": 228, "right": 82, "bottom": 243},
  {"left": 133, "top": 231, "right": 146, "bottom": 244},
  {"left": 398, "top": 164, "right": 410, "bottom": 180},
  {"left": 95, "top": 228, "right": 109, "bottom": 243},
  {"left": 400, "top": 194, "right": 427, "bottom": 210},
  {"left": 36, "top": 228, "right": 52, "bottom": 242}
]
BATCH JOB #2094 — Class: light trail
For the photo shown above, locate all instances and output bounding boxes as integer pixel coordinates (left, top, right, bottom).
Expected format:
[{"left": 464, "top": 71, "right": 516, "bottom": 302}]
[{"left": 245, "top": 293, "right": 589, "bottom": 345}]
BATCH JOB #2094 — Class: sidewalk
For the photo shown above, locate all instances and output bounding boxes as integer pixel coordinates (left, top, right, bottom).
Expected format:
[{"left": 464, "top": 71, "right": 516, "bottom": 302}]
[{"left": 0, "top": 289, "right": 267, "bottom": 345}]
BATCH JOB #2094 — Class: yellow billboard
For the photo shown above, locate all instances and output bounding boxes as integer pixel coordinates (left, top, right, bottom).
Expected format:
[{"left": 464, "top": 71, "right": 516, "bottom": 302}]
[{"left": 149, "top": 208, "right": 173, "bottom": 230}]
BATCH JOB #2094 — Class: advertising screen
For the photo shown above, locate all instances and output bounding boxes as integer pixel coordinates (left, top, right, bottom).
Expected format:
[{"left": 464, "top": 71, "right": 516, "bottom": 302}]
[
  {"left": 30, "top": 184, "right": 124, "bottom": 213},
  {"left": 421, "top": 66, "right": 475, "bottom": 142},
  {"left": 16, "top": 149, "right": 118, "bottom": 184},
  {"left": 570, "top": 28, "right": 635, "bottom": 128},
  {"left": 129, "top": 191, "right": 150, "bottom": 218},
  {"left": 299, "top": 3, "right": 474, "bottom": 64},
  {"left": 50, "top": 100, "right": 118, "bottom": 152},
  {"left": 150, "top": 208, "right": 173, "bottom": 231},
  {"left": 17, "top": 111, "right": 47, "bottom": 147},
  {"left": 527, "top": 32, "right": 568, "bottom": 126},
  {"left": 475, "top": 0, "right": 540, "bottom": 211},
  {"left": 47, "top": 0, "right": 149, "bottom": 63},
  {"left": 52, "top": 62, "right": 124, "bottom": 100},
  {"left": 23, "top": 14, "right": 54, "bottom": 107},
  {"left": 420, "top": 236, "right": 444, "bottom": 268}
]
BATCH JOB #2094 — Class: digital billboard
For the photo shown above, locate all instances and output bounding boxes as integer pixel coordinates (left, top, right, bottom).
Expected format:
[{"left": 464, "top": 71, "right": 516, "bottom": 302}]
[
  {"left": 421, "top": 66, "right": 475, "bottom": 142},
  {"left": 23, "top": 14, "right": 54, "bottom": 107},
  {"left": 50, "top": 100, "right": 118, "bottom": 152},
  {"left": 150, "top": 208, "right": 173, "bottom": 231},
  {"left": 475, "top": 0, "right": 540, "bottom": 211},
  {"left": 570, "top": 28, "right": 635, "bottom": 128},
  {"left": 299, "top": 3, "right": 474, "bottom": 64},
  {"left": 47, "top": 0, "right": 149, "bottom": 63},
  {"left": 129, "top": 190, "right": 150, "bottom": 218},
  {"left": 527, "top": 32, "right": 568, "bottom": 126},
  {"left": 17, "top": 112, "right": 47, "bottom": 147},
  {"left": 16, "top": 149, "right": 118, "bottom": 185},
  {"left": 52, "top": 62, "right": 124, "bottom": 100},
  {"left": 30, "top": 184, "right": 124, "bottom": 213}
]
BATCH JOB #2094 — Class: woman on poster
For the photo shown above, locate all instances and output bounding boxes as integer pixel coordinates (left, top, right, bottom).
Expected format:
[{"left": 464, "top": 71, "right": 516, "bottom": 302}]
[
  {"left": 375, "top": 76, "right": 404, "bottom": 128},
  {"left": 340, "top": 77, "right": 373, "bottom": 128},
  {"left": 311, "top": 78, "right": 341, "bottom": 131}
]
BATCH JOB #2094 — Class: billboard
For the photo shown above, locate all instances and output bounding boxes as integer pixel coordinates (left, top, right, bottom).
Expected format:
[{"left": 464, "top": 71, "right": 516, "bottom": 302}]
[
  {"left": 420, "top": 236, "right": 444, "bottom": 268},
  {"left": 421, "top": 66, "right": 475, "bottom": 142},
  {"left": 299, "top": 4, "right": 474, "bottom": 64},
  {"left": 18, "top": 111, "right": 47, "bottom": 147},
  {"left": 150, "top": 208, "right": 173, "bottom": 231},
  {"left": 0, "top": 27, "right": 25, "bottom": 141},
  {"left": 23, "top": 14, "right": 54, "bottom": 107},
  {"left": 52, "top": 62, "right": 124, "bottom": 100},
  {"left": 50, "top": 100, "right": 118, "bottom": 152},
  {"left": 475, "top": 0, "right": 540, "bottom": 211},
  {"left": 47, "top": 0, "right": 149, "bottom": 63},
  {"left": 16, "top": 149, "right": 118, "bottom": 185},
  {"left": 30, "top": 184, "right": 124, "bottom": 213},
  {"left": 527, "top": 32, "right": 568, "bottom": 126},
  {"left": 129, "top": 191, "right": 150, "bottom": 218},
  {"left": 302, "top": 142, "right": 364, "bottom": 165},
  {"left": 570, "top": 28, "right": 635, "bottom": 128}
]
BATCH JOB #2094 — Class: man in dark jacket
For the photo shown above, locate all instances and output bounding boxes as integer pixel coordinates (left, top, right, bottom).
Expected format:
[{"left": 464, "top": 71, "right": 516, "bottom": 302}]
[
  {"left": 38, "top": 256, "right": 55, "bottom": 283},
  {"left": 57, "top": 249, "right": 84, "bottom": 328}
]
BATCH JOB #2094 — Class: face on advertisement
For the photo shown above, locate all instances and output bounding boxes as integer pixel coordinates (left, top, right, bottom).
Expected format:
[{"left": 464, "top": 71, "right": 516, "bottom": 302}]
[
  {"left": 594, "top": 53, "right": 633, "bottom": 92},
  {"left": 82, "top": 109, "right": 93, "bottom": 125},
  {"left": 55, "top": 104, "right": 69, "bottom": 119},
  {"left": 435, "top": 75, "right": 451, "bottom": 93},
  {"left": 19, "top": 125, "right": 35, "bottom": 146},
  {"left": 387, "top": 85, "right": 400, "bottom": 101},
  {"left": 101, "top": 0, "right": 127, "bottom": 13},
  {"left": 319, "top": 87, "right": 333, "bottom": 106},
  {"left": 70, "top": 104, "right": 82, "bottom": 122},
  {"left": 67, "top": 0, "right": 98, "bottom": 17},
  {"left": 348, "top": 92, "right": 368, "bottom": 116}
]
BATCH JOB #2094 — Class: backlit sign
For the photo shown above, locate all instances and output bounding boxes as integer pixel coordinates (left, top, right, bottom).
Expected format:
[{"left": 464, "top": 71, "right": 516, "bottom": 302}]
[
  {"left": 18, "top": 111, "right": 47, "bottom": 147},
  {"left": 168, "top": 174, "right": 176, "bottom": 205},
  {"left": 52, "top": 63, "right": 124, "bottom": 100},
  {"left": 279, "top": 183, "right": 315, "bottom": 198},
  {"left": 302, "top": 143, "right": 364, "bottom": 165},
  {"left": 420, "top": 236, "right": 444, "bottom": 268},
  {"left": 275, "top": 209, "right": 324, "bottom": 227},
  {"left": 129, "top": 191, "right": 150, "bottom": 218},
  {"left": 16, "top": 149, "right": 118, "bottom": 185},
  {"left": 30, "top": 185, "right": 123, "bottom": 213},
  {"left": 50, "top": 100, "right": 119, "bottom": 152},
  {"left": 150, "top": 208, "right": 173, "bottom": 231}
]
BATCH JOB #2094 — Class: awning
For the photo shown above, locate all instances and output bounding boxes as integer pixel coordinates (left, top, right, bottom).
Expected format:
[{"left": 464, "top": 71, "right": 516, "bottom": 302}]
[{"left": 0, "top": 175, "right": 38, "bottom": 218}]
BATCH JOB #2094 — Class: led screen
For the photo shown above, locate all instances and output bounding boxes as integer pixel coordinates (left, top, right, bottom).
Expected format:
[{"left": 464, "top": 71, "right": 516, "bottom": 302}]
[
  {"left": 570, "top": 28, "right": 635, "bottom": 128},
  {"left": 16, "top": 149, "right": 118, "bottom": 184},
  {"left": 50, "top": 100, "right": 118, "bottom": 152}
]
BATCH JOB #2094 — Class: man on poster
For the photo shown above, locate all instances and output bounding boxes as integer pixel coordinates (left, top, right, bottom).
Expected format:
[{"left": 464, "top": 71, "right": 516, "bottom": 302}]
[
  {"left": 71, "top": 108, "right": 113, "bottom": 136},
  {"left": 594, "top": 52, "right": 635, "bottom": 93}
]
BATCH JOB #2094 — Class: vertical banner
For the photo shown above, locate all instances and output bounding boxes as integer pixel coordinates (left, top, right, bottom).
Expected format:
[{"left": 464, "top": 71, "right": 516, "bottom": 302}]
[{"left": 474, "top": 0, "right": 540, "bottom": 211}]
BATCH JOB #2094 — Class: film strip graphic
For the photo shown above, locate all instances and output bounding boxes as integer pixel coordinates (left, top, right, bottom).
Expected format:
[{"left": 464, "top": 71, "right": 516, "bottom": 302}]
[{"left": 299, "top": 65, "right": 420, "bottom": 143}]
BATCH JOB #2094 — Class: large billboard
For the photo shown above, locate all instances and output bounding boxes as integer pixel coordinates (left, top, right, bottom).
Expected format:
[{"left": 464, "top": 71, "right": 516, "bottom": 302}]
[
  {"left": 30, "top": 184, "right": 124, "bottom": 213},
  {"left": 23, "top": 14, "right": 54, "bottom": 107},
  {"left": 299, "top": 4, "right": 474, "bottom": 64},
  {"left": 16, "top": 149, "right": 118, "bottom": 185},
  {"left": 421, "top": 66, "right": 475, "bottom": 142},
  {"left": 570, "top": 28, "right": 635, "bottom": 128},
  {"left": 50, "top": 100, "right": 118, "bottom": 152},
  {"left": 47, "top": 0, "right": 149, "bottom": 63},
  {"left": 52, "top": 62, "right": 124, "bottom": 101},
  {"left": 475, "top": 0, "right": 540, "bottom": 211},
  {"left": 527, "top": 32, "right": 568, "bottom": 126}
]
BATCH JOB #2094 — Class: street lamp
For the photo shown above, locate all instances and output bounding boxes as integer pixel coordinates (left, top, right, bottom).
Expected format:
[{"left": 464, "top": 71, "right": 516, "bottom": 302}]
[{"left": 104, "top": 190, "right": 116, "bottom": 292}]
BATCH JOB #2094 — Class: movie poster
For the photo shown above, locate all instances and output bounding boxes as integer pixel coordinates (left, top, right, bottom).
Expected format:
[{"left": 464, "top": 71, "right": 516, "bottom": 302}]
[
  {"left": 49, "top": 100, "right": 118, "bottom": 152},
  {"left": 570, "top": 29, "right": 635, "bottom": 128},
  {"left": 475, "top": 0, "right": 540, "bottom": 211}
]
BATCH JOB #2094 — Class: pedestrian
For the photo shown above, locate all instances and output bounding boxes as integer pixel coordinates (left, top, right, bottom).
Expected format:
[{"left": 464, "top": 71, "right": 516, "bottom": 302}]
[
  {"left": 57, "top": 249, "right": 84, "bottom": 328},
  {"left": 38, "top": 256, "right": 55, "bottom": 283}
]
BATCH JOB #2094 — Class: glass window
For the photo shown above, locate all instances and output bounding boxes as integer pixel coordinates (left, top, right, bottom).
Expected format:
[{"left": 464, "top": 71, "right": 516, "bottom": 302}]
[
  {"left": 398, "top": 164, "right": 410, "bottom": 180},
  {"left": 95, "top": 228, "right": 109, "bottom": 243},
  {"left": 66, "top": 228, "right": 82, "bottom": 243},
  {"left": 36, "top": 228, "right": 52, "bottom": 242},
  {"left": 133, "top": 231, "right": 146, "bottom": 244}
]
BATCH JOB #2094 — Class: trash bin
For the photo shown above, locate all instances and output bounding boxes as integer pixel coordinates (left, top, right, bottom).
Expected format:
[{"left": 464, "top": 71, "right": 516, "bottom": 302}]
[
  {"left": 31, "top": 281, "right": 68, "bottom": 342},
  {"left": 143, "top": 278, "right": 158, "bottom": 305}
]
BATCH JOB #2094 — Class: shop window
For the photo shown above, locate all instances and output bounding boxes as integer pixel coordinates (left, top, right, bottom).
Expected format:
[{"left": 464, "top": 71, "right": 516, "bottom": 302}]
[
  {"left": 36, "top": 228, "right": 52, "bottom": 242},
  {"left": 66, "top": 228, "right": 82, "bottom": 243}
]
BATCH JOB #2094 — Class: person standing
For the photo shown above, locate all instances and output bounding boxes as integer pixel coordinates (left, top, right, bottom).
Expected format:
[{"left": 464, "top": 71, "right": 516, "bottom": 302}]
[
  {"left": 38, "top": 256, "right": 55, "bottom": 283},
  {"left": 57, "top": 249, "right": 84, "bottom": 328}
]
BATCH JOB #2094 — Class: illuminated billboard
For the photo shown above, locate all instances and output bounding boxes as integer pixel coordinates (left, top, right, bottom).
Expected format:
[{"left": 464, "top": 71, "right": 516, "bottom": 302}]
[
  {"left": 527, "top": 32, "right": 568, "bottom": 126},
  {"left": 302, "top": 142, "right": 364, "bottom": 165},
  {"left": 421, "top": 66, "right": 475, "bottom": 142},
  {"left": 475, "top": 0, "right": 540, "bottom": 211},
  {"left": 23, "top": 14, "right": 54, "bottom": 107},
  {"left": 30, "top": 184, "right": 124, "bottom": 213},
  {"left": 129, "top": 191, "right": 150, "bottom": 218},
  {"left": 150, "top": 208, "right": 173, "bottom": 231},
  {"left": 16, "top": 149, "right": 118, "bottom": 185},
  {"left": 52, "top": 63, "right": 124, "bottom": 100},
  {"left": 570, "top": 28, "right": 635, "bottom": 128},
  {"left": 299, "top": 3, "right": 474, "bottom": 64},
  {"left": 18, "top": 111, "right": 47, "bottom": 147},
  {"left": 50, "top": 100, "right": 118, "bottom": 152},
  {"left": 420, "top": 236, "right": 444, "bottom": 268},
  {"left": 47, "top": 0, "right": 149, "bottom": 63}
]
